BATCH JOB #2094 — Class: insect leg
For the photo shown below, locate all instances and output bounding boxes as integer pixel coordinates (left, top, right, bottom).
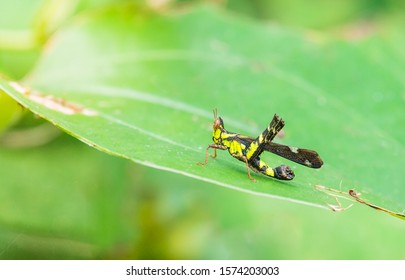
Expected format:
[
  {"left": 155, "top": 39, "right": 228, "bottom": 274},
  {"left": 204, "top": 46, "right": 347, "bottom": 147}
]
[
  {"left": 212, "top": 147, "right": 217, "bottom": 159},
  {"left": 241, "top": 155, "right": 256, "bottom": 182},
  {"left": 197, "top": 144, "right": 227, "bottom": 166},
  {"left": 250, "top": 157, "right": 295, "bottom": 180},
  {"left": 245, "top": 114, "right": 285, "bottom": 161}
]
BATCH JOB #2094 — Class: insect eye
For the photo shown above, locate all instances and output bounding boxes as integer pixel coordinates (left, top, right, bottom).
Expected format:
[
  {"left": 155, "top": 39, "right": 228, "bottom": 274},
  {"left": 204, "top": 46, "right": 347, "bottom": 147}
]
[
  {"left": 214, "top": 117, "right": 225, "bottom": 130},
  {"left": 213, "top": 119, "right": 220, "bottom": 130},
  {"left": 218, "top": 117, "right": 224, "bottom": 127}
]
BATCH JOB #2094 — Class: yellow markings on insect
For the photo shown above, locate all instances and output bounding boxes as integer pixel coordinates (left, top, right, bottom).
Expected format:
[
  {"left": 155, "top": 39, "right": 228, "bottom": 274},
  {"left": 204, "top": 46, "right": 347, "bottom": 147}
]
[
  {"left": 229, "top": 140, "right": 245, "bottom": 156},
  {"left": 259, "top": 160, "right": 275, "bottom": 177},
  {"left": 198, "top": 110, "right": 323, "bottom": 181},
  {"left": 213, "top": 128, "right": 221, "bottom": 143},
  {"left": 245, "top": 141, "right": 258, "bottom": 159}
]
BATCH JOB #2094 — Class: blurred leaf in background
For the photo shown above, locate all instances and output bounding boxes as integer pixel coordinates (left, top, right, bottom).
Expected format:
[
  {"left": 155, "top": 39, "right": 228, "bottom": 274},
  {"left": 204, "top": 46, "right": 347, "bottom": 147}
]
[
  {"left": 1, "top": 0, "right": 405, "bottom": 260},
  {"left": 0, "top": 136, "right": 131, "bottom": 259},
  {"left": 0, "top": 0, "right": 43, "bottom": 79},
  {"left": 212, "top": 0, "right": 405, "bottom": 30}
]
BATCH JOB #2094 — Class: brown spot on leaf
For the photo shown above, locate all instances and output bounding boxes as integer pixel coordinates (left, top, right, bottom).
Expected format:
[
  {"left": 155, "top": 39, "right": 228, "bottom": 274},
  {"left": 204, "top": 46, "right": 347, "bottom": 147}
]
[{"left": 9, "top": 81, "right": 97, "bottom": 116}]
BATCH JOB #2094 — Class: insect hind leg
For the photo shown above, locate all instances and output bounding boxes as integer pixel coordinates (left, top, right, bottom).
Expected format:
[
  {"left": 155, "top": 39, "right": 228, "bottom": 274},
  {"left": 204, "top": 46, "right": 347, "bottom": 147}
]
[
  {"left": 265, "top": 114, "right": 284, "bottom": 143},
  {"left": 250, "top": 157, "right": 295, "bottom": 180},
  {"left": 245, "top": 114, "right": 285, "bottom": 161}
]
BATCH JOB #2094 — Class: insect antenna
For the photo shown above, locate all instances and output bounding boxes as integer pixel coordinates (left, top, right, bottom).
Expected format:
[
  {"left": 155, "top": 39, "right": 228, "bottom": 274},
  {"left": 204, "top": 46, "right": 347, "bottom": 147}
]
[{"left": 213, "top": 108, "right": 218, "bottom": 121}]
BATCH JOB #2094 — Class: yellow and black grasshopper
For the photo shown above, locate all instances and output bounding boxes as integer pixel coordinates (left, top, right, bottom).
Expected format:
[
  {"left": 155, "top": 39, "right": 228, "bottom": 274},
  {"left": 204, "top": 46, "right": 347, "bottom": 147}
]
[{"left": 198, "top": 110, "right": 323, "bottom": 181}]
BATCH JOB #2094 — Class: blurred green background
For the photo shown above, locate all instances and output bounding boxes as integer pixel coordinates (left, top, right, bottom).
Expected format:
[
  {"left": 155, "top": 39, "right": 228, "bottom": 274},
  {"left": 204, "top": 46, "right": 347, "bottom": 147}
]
[{"left": 1, "top": 0, "right": 405, "bottom": 259}]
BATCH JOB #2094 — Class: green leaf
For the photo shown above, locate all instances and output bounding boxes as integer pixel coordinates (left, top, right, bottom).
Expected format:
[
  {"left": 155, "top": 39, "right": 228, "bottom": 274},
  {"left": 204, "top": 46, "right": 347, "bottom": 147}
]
[
  {"left": 0, "top": 136, "right": 132, "bottom": 259},
  {"left": 0, "top": 91, "right": 22, "bottom": 133},
  {"left": 1, "top": 6, "right": 404, "bottom": 216}
]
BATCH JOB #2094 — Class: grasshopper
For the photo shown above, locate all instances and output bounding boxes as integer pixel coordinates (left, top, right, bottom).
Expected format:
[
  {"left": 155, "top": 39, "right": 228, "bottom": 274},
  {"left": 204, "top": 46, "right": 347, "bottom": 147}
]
[{"left": 198, "top": 110, "right": 323, "bottom": 181}]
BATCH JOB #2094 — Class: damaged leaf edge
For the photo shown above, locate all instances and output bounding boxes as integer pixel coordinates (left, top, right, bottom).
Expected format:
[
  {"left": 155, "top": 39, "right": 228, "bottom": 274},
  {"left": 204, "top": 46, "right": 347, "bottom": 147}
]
[{"left": 315, "top": 185, "right": 405, "bottom": 220}]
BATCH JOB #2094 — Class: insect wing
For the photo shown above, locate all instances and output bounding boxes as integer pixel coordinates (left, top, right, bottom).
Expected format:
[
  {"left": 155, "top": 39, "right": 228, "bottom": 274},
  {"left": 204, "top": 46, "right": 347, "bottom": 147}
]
[
  {"left": 264, "top": 142, "right": 323, "bottom": 168},
  {"left": 239, "top": 136, "right": 323, "bottom": 168}
]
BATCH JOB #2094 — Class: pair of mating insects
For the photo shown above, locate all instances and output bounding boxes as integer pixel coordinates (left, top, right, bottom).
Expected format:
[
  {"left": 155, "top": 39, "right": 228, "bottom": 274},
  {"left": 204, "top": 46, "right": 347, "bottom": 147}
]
[{"left": 198, "top": 110, "right": 323, "bottom": 181}]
